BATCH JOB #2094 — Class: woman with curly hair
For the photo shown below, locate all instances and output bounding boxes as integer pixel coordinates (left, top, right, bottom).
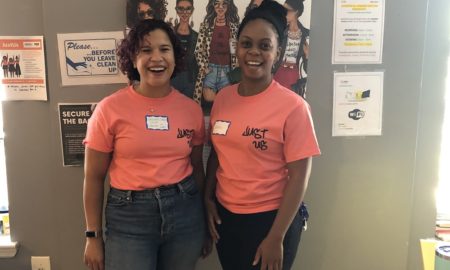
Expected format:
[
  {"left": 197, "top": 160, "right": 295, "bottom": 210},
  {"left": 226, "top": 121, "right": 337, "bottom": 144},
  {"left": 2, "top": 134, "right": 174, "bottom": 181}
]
[
  {"left": 193, "top": 0, "right": 239, "bottom": 112},
  {"left": 126, "top": 0, "right": 168, "bottom": 29},
  {"left": 83, "top": 19, "right": 206, "bottom": 270}
]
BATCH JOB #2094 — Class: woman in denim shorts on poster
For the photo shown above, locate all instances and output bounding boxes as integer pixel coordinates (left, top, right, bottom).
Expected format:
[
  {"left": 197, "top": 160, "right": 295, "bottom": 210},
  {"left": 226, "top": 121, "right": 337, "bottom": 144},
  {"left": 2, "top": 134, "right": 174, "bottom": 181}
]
[
  {"left": 83, "top": 19, "right": 207, "bottom": 270},
  {"left": 193, "top": 0, "right": 239, "bottom": 113}
]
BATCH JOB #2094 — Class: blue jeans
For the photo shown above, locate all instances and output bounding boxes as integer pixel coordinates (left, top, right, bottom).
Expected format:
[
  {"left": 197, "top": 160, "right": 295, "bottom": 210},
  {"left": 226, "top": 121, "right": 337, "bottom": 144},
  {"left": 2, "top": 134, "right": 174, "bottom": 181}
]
[
  {"left": 203, "top": 63, "right": 231, "bottom": 92},
  {"left": 104, "top": 176, "right": 206, "bottom": 270}
]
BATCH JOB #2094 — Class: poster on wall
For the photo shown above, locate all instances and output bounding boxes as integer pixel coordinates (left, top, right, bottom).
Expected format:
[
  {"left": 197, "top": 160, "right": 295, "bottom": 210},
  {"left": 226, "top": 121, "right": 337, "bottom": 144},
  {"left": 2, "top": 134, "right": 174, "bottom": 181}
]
[
  {"left": 125, "top": 0, "right": 312, "bottom": 113},
  {"left": 57, "top": 32, "right": 127, "bottom": 86},
  {"left": 332, "top": 72, "right": 383, "bottom": 136},
  {"left": 332, "top": 0, "right": 385, "bottom": 64},
  {"left": 0, "top": 36, "right": 47, "bottom": 101},
  {"left": 58, "top": 103, "right": 96, "bottom": 167}
]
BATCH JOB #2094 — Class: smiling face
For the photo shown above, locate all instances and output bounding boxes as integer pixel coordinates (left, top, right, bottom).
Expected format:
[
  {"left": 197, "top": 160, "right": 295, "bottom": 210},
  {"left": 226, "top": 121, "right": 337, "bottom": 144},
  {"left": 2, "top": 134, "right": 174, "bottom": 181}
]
[
  {"left": 237, "top": 19, "right": 280, "bottom": 83},
  {"left": 214, "top": 0, "right": 228, "bottom": 19},
  {"left": 176, "top": 0, "right": 194, "bottom": 24},
  {"left": 133, "top": 29, "right": 175, "bottom": 90}
]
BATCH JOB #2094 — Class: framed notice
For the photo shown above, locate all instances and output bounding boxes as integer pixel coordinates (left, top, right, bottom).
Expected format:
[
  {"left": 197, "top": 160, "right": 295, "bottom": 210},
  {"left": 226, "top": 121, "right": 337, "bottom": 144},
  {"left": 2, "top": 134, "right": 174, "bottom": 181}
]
[{"left": 57, "top": 31, "right": 127, "bottom": 86}]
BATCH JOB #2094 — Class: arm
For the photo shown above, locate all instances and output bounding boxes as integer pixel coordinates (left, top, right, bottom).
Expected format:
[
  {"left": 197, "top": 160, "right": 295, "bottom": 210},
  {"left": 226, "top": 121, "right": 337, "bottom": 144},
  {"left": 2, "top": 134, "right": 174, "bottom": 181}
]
[
  {"left": 253, "top": 157, "right": 312, "bottom": 270},
  {"left": 83, "top": 147, "right": 111, "bottom": 270},
  {"left": 204, "top": 146, "right": 221, "bottom": 243},
  {"left": 190, "top": 144, "right": 205, "bottom": 193}
]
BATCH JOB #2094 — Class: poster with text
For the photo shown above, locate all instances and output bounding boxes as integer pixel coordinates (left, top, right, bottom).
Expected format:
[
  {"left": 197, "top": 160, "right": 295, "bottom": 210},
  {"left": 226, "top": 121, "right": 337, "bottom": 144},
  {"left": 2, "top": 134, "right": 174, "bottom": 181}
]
[
  {"left": 59, "top": 103, "right": 96, "bottom": 166},
  {"left": 333, "top": 72, "right": 383, "bottom": 136},
  {"left": 125, "top": 0, "right": 312, "bottom": 113},
  {"left": 0, "top": 36, "right": 47, "bottom": 101},
  {"left": 332, "top": 0, "right": 385, "bottom": 64},
  {"left": 57, "top": 32, "right": 127, "bottom": 86}
]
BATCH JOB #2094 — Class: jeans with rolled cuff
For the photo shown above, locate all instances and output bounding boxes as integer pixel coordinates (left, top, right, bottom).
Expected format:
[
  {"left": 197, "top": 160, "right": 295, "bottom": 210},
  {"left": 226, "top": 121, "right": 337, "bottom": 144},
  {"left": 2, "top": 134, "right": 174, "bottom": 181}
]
[{"left": 104, "top": 175, "right": 205, "bottom": 270}]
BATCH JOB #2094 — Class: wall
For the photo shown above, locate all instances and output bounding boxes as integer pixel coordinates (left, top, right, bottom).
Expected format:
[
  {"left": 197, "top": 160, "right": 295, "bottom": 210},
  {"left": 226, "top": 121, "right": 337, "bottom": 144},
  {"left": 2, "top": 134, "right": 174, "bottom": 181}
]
[
  {"left": 0, "top": 0, "right": 448, "bottom": 270},
  {"left": 298, "top": 0, "right": 448, "bottom": 269}
]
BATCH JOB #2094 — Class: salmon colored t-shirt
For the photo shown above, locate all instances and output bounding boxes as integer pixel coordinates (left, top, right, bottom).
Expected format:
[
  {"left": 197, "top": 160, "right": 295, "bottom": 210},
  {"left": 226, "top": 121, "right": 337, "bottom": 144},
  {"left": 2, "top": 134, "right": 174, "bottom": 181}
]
[
  {"left": 84, "top": 85, "right": 205, "bottom": 190},
  {"left": 210, "top": 80, "right": 320, "bottom": 214}
]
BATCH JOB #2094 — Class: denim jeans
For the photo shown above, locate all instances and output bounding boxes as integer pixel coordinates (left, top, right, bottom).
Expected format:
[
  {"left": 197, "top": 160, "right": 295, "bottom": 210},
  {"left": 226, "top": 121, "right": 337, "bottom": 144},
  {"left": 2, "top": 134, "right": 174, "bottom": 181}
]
[
  {"left": 203, "top": 63, "right": 231, "bottom": 92},
  {"left": 104, "top": 176, "right": 205, "bottom": 270},
  {"left": 216, "top": 202, "right": 302, "bottom": 270}
]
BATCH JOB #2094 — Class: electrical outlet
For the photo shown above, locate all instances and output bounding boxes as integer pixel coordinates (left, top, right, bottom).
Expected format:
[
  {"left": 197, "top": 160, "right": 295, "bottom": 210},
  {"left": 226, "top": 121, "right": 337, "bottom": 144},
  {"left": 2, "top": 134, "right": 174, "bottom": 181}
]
[{"left": 31, "top": 256, "right": 51, "bottom": 270}]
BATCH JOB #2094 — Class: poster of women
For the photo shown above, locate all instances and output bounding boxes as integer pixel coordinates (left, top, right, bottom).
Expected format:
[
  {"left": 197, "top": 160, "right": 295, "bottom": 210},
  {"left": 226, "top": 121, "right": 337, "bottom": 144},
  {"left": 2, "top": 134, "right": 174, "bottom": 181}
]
[{"left": 126, "top": 0, "right": 311, "bottom": 114}]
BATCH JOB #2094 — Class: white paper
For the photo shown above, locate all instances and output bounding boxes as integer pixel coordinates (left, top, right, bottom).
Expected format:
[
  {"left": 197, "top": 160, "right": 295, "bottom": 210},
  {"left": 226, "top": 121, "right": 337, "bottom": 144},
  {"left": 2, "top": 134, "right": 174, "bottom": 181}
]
[
  {"left": 0, "top": 36, "right": 47, "bottom": 101},
  {"left": 332, "top": 0, "right": 385, "bottom": 64},
  {"left": 57, "top": 31, "right": 127, "bottom": 86},
  {"left": 333, "top": 72, "right": 383, "bottom": 136}
]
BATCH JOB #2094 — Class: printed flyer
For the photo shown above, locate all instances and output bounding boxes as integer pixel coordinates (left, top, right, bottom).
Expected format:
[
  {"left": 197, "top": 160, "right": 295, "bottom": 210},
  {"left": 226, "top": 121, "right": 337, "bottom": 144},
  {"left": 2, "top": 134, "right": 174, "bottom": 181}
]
[
  {"left": 332, "top": 0, "right": 385, "bottom": 64},
  {"left": 0, "top": 36, "right": 47, "bottom": 101},
  {"left": 333, "top": 72, "right": 384, "bottom": 136}
]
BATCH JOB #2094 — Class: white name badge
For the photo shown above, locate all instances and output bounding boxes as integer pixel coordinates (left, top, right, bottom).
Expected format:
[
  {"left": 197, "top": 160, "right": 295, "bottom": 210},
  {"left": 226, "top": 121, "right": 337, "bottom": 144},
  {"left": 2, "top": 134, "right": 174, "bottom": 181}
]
[
  {"left": 146, "top": 115, "right": 169, "bottom": 130},
  {"left": 212, "top": 120, "right": 231, "bottom": 135}
]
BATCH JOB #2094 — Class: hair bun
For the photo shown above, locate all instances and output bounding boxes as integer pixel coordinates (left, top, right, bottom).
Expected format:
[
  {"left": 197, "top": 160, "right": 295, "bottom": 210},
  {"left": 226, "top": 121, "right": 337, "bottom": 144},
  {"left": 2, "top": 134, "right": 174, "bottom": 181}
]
[{"left": 258, "top": 0, "right": 287, "bottom": 18}]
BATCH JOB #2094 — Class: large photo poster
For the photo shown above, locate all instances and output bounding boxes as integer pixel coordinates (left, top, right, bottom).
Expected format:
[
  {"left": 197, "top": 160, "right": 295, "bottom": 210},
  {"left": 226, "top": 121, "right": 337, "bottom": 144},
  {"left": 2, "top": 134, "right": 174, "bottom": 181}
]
[{"left": 125, "top": 0, "right": 311, "bottom": 114}]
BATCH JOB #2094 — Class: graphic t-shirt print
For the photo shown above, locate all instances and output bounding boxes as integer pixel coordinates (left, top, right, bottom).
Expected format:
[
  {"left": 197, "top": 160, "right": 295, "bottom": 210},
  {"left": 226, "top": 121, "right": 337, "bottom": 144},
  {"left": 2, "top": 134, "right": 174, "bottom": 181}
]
[
  {"left": 242, "top": 126, "right": 269, "bottom": 151},
  {"left": 177, "top": 128, "right": 195, "bottom": 146}
]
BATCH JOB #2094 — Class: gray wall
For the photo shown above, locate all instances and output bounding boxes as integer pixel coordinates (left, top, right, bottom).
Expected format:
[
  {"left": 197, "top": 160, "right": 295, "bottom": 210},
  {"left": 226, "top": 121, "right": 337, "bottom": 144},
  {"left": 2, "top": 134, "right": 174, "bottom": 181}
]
[{"left": 0, "top": 0, "right": 448, "bottom": 269}]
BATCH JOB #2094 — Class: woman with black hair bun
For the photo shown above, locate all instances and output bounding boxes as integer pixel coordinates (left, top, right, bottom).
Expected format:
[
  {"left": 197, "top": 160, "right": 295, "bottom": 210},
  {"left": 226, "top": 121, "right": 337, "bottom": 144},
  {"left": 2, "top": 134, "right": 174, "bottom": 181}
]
[{"left": 204, "top": 1, "right": 320, "bottom": 269}]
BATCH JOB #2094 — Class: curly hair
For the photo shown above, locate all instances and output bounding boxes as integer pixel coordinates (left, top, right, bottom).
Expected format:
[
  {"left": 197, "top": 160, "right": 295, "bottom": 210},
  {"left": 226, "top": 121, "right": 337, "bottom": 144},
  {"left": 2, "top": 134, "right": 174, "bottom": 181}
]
[
  {"left": 117, "top": 19, "right": 184, "bottom": 81},
  {"left": 126, "top": 0, "right": 168, "bottom": 28},
  {"left": 204, "top": 0, "right": 239, "bottom": 27}
]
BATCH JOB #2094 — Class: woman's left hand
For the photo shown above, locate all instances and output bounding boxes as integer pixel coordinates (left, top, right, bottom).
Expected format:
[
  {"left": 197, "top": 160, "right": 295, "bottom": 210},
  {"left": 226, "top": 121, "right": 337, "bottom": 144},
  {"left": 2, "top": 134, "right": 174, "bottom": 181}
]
[{"left": 253, "top": 235, "right": 283, "bottom": 270}]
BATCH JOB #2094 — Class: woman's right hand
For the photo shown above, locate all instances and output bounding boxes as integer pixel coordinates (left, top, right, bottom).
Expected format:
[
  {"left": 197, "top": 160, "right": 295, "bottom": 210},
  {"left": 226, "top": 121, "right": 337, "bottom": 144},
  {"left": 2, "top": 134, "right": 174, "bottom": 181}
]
[
  {"left": 84, "top": 238, "right": 104, "bottom": 270},
  {"left": 204, "top": 198, "right": 221, "bottom": 243}
]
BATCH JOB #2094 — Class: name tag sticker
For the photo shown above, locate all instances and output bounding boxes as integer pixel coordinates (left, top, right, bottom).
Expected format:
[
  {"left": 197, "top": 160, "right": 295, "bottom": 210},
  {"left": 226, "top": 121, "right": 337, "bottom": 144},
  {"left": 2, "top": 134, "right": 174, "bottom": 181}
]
[
  {"left": 146, "top": 115, "right": 169, "bottom": 131},
  {"left": 212, "top": 120, "right": 231, "bottom": 135}
]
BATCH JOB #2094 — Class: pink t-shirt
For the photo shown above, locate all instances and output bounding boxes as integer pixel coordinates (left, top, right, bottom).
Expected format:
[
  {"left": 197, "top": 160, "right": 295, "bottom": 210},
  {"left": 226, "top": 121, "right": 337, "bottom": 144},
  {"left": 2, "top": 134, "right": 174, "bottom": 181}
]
[
  {"left": 84, "top": 85, "right": 205, "bottom": 190},
  {"left": 210, "top": 80, "right": 320, "bottom": 214}
]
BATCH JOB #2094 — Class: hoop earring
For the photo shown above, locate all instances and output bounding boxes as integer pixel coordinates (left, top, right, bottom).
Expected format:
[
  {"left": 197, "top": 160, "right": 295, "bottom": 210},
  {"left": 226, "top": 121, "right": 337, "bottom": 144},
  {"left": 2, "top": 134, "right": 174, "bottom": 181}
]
[
  {"left": 175, "top": 15, "right": 179, "bottom": 27},
  {"left": 190, "top": 17, "right": 194, "bottom": 28}
]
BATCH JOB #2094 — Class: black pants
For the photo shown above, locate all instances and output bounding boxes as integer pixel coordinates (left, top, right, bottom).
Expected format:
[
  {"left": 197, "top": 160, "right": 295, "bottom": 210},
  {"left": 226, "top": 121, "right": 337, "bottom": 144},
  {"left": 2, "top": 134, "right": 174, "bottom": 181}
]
[{"left": 215, "top": 202, "right": 303, "bottom": 270}]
